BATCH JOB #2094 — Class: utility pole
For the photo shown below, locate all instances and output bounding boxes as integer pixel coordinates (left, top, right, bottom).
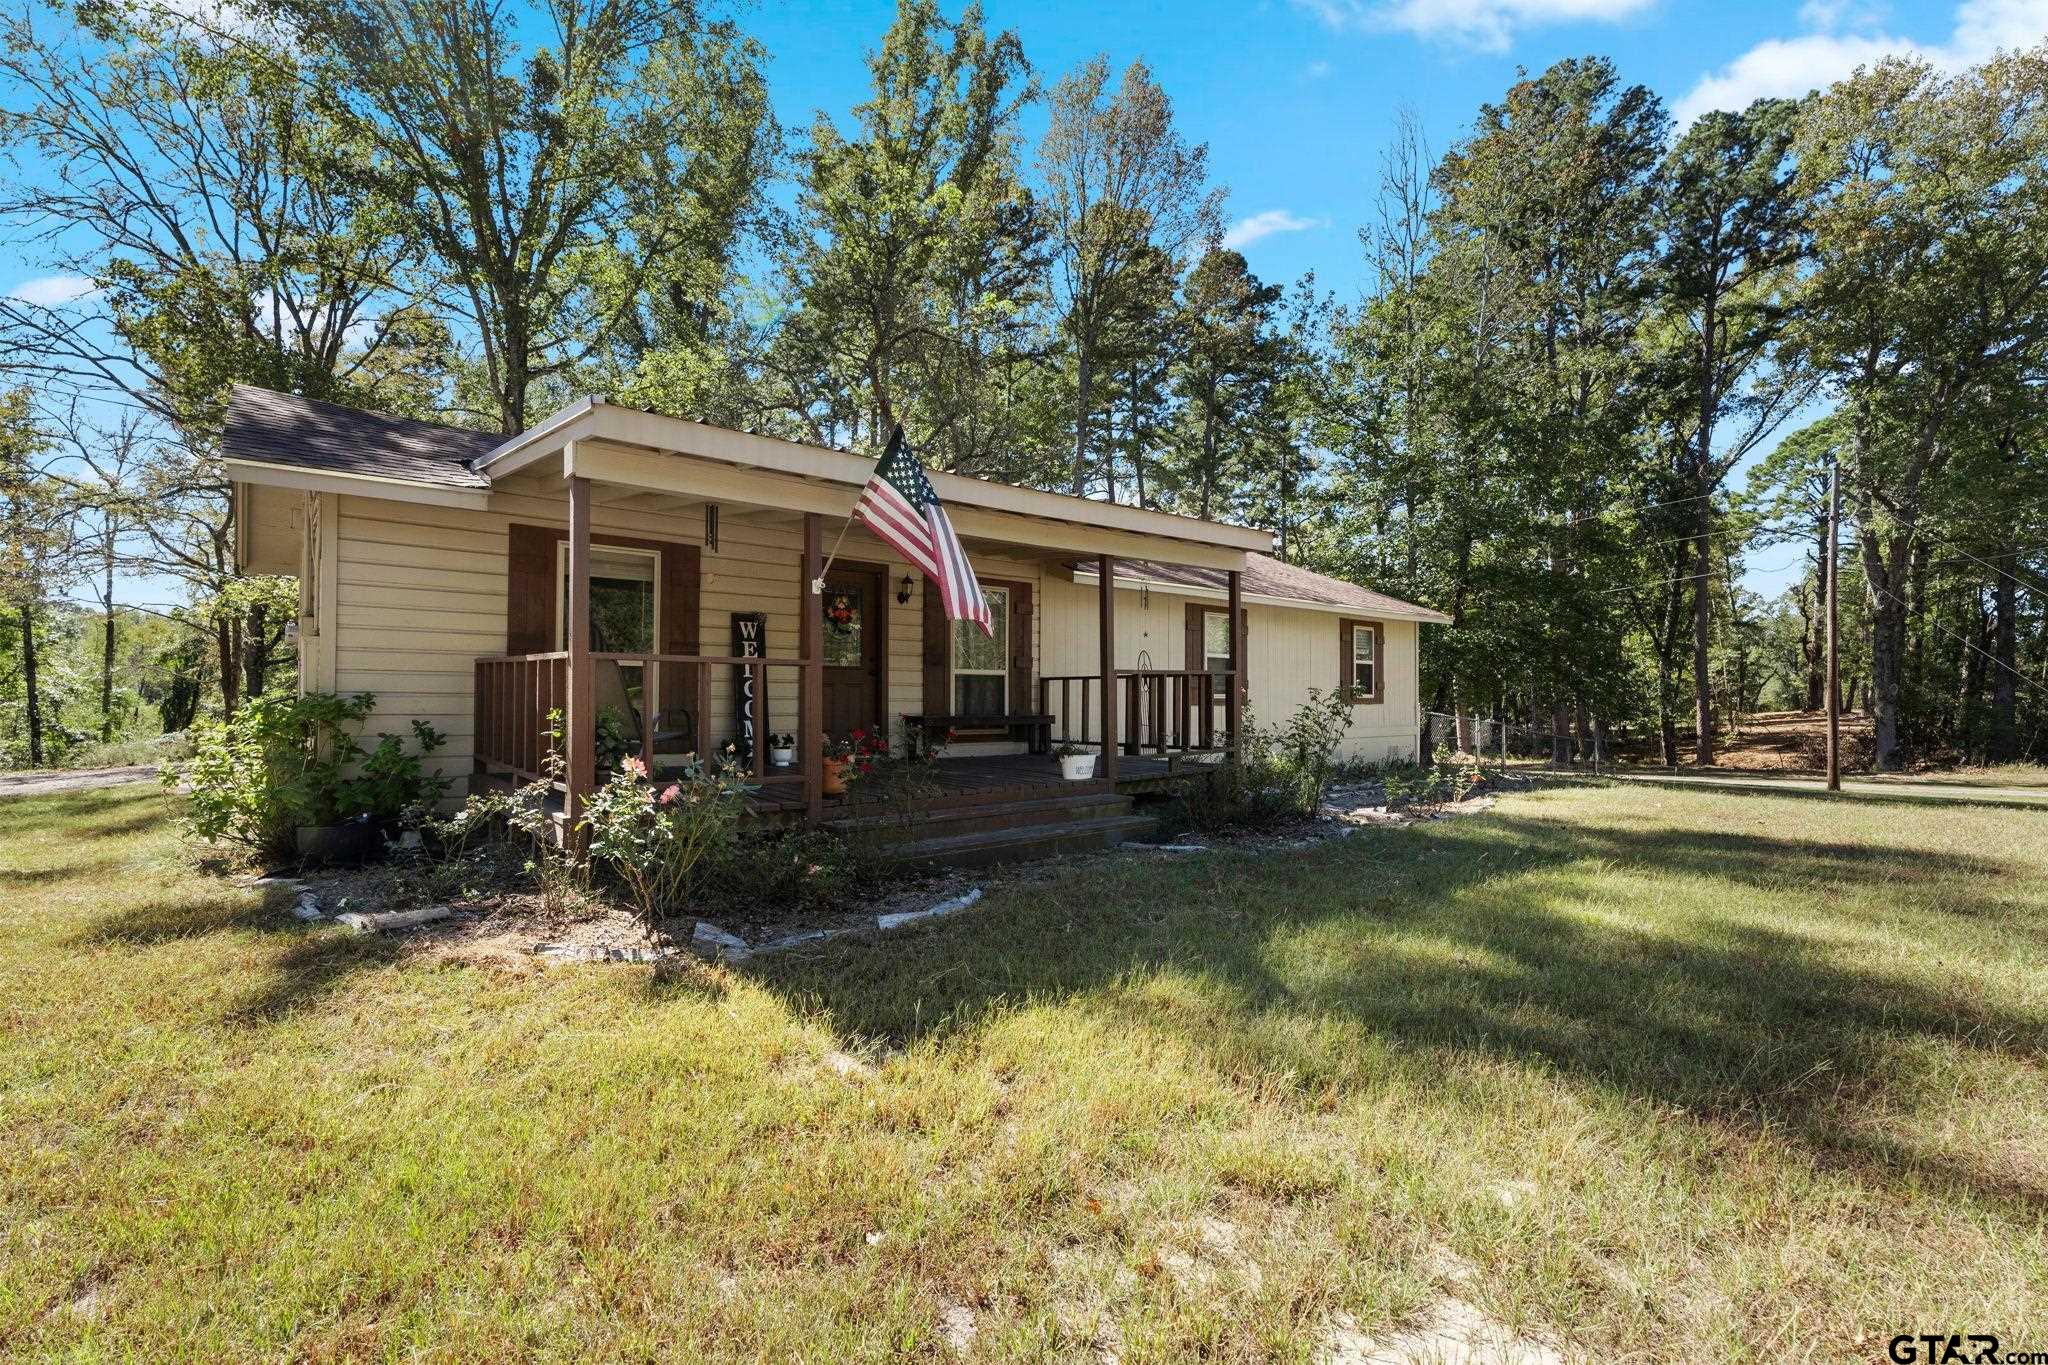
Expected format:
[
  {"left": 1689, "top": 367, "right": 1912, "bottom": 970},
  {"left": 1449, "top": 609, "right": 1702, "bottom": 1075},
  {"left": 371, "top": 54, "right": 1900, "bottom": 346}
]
[{"left": 1825, "top": 454, "right": 1841, "bottom": 793}]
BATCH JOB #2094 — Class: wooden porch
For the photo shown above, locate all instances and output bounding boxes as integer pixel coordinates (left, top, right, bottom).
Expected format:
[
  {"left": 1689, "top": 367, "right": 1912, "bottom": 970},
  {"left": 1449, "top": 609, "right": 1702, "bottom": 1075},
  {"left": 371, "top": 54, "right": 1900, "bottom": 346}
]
[
  {"left": 467, "top": 478, "right": 1247, "bottom": 836},
  {"left": 745, "top": 750, "right": 1218, "bottom": 821}
]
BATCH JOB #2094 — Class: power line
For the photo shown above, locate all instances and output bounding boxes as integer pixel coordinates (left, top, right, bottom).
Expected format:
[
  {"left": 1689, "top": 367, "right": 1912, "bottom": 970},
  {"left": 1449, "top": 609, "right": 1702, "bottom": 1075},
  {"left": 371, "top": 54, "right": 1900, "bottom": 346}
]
[
  {"left": 1596, "top": 559, "right": 1802, "bottom": 597},
  {"left": 1872, "top": 584, "right": 2047, "bottom": 700},
  {"left": 1904, "top": 524, "right": 2048, "bottom": 600}
]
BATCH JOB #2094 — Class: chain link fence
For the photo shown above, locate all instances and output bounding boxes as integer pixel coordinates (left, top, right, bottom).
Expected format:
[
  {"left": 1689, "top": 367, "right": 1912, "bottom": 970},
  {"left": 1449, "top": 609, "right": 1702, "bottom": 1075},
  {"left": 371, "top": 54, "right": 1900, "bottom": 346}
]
[{"left": 1421, "top": 710, "right": 1616, "bottom": 772}]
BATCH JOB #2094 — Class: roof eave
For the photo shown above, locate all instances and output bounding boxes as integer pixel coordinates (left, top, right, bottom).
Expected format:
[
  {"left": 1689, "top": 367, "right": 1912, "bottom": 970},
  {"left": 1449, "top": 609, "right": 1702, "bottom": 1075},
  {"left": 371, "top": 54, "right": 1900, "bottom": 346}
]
[
  {"left": 1069, "top": 565, "right": 1453, "bottom": 624},
  {"left": 473, "top": 398, "right": 1273, "bottom": 556},
  {"left": 224, "top": 457, "right": 492, "bottom": 510}
]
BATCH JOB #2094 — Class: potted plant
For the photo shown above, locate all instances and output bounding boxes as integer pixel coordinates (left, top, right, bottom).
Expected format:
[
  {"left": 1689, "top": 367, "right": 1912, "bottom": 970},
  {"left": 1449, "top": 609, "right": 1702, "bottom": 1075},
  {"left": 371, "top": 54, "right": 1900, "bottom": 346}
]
[
  {"left": 1054, "top": 741, "right": 1097, "bottom": 781},
  {"left": 767, "top": 732, "right": 796, "bottom": 768},
  {"left": 822, "top": 730, "right": 887, "bottom": 796}
]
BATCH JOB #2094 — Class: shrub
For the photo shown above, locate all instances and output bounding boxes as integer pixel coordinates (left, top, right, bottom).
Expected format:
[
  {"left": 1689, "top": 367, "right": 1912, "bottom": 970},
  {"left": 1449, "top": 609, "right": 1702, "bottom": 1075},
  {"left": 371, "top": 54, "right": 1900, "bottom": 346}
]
[
  {"left": 582, "top": 753, "right": 753, "bottom": 926},
  {"left": 1380, "top": 760, "right": 1469, "bottom": 816},
  {"left": 173, "top": 691, "right": 447, "bottom": 859},
  {"left": 1180, "top": 688, "right": 1358, "bottom": 833},
  {"left": 699, "top": 825, "right": 885, "bottom": 916}
]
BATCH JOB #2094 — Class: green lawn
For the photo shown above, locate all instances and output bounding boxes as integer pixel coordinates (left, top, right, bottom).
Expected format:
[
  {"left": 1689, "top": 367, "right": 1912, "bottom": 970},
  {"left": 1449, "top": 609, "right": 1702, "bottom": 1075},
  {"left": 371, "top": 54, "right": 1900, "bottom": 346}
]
[{"left": 3, "top": 782, "right": 2044, "bottom": 1360}]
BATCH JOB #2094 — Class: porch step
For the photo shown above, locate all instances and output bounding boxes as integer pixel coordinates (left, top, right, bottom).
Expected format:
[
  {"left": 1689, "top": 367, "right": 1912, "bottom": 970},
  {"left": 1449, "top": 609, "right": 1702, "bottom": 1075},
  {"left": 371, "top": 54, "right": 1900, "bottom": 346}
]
[
  {"left": 825, "top": 789, "right": 1133, "bottom": 843},
  {"left": 882, "top": 812, "right": 1158, "bottom": 871}
]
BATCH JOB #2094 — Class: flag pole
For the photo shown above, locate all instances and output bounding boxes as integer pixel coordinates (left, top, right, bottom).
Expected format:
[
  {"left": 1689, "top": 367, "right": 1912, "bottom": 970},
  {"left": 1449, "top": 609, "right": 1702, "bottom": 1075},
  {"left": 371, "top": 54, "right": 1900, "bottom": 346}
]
[
  {"left": 810, "top": 424, "right": 902, "bottom": 593},
  {"left": 810, "top": 515, "right": 857, "bottom": 595}
]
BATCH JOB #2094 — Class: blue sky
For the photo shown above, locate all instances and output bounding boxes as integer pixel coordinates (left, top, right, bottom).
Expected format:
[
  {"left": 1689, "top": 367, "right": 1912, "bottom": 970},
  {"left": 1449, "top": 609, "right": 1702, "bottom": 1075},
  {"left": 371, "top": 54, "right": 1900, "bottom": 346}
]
[
  {"left": 737, "top": 0, "right": 2040, "bottom": 601},
  {"left": 7, "top": 0, "right": 2044, "bottom": 608},
  {"left": 741, "top": 0, "right": 2046, "bottom": 308}
]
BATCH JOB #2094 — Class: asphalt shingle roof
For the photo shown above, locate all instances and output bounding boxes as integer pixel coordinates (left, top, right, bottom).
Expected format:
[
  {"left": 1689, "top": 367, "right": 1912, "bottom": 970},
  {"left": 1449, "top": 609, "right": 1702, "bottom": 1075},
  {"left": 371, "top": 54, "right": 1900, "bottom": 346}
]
[{"left": 222, "top": 384, "right": 496, "bottom": 489}]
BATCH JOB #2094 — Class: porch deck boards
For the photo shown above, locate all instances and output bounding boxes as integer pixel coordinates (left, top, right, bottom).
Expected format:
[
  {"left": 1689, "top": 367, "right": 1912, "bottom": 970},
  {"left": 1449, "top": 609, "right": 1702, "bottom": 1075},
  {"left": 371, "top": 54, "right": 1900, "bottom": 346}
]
[{"left": 747, "top": 752, "right": 1214, "bottom": 820}]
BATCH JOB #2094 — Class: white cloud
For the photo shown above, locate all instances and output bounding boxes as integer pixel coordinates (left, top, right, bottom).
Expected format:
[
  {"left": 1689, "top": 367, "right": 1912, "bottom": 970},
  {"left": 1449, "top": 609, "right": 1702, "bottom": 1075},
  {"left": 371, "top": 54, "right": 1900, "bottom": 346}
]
[
  {"left": 1220, "top": 209, "right": 1327, "bottom": 251},
  {"left": 1676, "top": 0, "right": 2048, "bottom": 124},
  {"left": 4, "top": 275, "right": 99, "bottom": 308},
  {"left": 1295, "top": 0, "right": 1655, "bottom": 52},
  {"left": 1306, "top": 58, "right": 1334, "bottom": 78}
]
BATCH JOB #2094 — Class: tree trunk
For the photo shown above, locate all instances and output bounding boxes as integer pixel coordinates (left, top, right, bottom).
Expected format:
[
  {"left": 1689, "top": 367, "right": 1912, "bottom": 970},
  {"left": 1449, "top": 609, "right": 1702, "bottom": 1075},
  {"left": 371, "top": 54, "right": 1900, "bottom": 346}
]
[
  {"left": 20, "top": 603, "right": 43, "bottom": 768},
  {"left": 1861, "top": 530, "right": 1909, "bottom": 771},
  {"left": 1129, "top": 361, "right": 1148, "bottom": 508},
  {"left": 1550, "top": 700, "right": 1571, "bottom": 767},
  {"left": 216, "top": 613, "right": 240, "bottom": 717},
  {"left": 1805, "top": 514, "right": 1830, "bottom": 710},
  {"left": 1990, "top": 551, "right": 2019, "bottom": 761},
  {"left": 1070, "top": 337, "right": 1094, "bottom": 497},
  {"left": 100, "top": 539, "right": 117, "bottom": 743},
  {"left": 243, "top": 601, "right": 270, "bottom": 701},
  {"left": 1691, "top": 526, "right": 1714, "bottom": 765}
]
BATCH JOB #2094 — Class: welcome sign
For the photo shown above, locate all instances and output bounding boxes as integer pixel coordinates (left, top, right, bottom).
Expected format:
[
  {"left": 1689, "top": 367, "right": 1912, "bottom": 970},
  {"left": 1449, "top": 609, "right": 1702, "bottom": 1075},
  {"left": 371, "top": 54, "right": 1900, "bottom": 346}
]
[{"left": 731, "top": 612, "right": 766, "bottom": 767}]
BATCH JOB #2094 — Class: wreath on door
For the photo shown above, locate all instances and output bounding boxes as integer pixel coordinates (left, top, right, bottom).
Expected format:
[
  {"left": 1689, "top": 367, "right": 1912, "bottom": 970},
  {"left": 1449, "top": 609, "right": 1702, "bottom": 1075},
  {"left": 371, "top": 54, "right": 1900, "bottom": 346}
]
[{"left": 824, "top": 592, "right": 857, "bottom": 631}]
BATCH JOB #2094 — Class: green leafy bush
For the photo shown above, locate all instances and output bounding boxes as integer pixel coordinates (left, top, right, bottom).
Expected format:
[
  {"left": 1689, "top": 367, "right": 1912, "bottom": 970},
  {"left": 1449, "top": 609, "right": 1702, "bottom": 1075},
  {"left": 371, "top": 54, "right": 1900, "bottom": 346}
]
[
  {"left": 1380, "top": 760, "right": 1475, "bottom": 816},
  {"left": 173, "top": 690, "right": 446, "bottom": 858},
  {"left": 1180, "top": 688, "right": 1358, "bottom": 832},
  {"left": 582, "top": 753, "right": 753, "bottom": 925},
  {"left": 698, "top": 826, "right": 886, "bottom": 916}
]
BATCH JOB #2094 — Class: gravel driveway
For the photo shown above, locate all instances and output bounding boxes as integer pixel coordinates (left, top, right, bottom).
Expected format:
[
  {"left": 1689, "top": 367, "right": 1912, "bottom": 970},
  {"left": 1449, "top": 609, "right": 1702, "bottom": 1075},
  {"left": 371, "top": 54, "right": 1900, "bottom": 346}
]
[{"left": 0, "top": 766, "right": 159, "bottom": 799}]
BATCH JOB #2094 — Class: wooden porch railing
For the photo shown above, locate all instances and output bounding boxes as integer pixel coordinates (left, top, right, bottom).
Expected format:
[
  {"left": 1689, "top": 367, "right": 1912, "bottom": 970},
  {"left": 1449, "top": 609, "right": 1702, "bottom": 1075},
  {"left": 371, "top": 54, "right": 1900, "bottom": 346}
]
[
  {"left": 1040, "top": 668, "right": 1238, "bottom": 757},
  {"left": 473, "top": 651, "right": 816, "bottom": 792},
  {"left": 474, "top": 652, "right": 570, "bottom": 786}
]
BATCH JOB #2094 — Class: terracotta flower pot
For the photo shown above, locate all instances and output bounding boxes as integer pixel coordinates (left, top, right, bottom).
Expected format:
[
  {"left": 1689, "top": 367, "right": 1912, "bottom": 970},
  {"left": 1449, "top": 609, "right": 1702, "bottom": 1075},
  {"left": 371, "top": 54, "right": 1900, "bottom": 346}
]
[{"left": 822, "top": 757, "right": 850, "bottom": 796}]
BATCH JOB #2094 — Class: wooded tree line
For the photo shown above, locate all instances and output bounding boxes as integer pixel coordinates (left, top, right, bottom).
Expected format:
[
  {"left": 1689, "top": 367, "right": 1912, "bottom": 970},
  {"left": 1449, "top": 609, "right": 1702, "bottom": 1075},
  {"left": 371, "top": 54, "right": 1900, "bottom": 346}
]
[{"left": 1, "top": 0, "right": 2042, "bottom": 768}]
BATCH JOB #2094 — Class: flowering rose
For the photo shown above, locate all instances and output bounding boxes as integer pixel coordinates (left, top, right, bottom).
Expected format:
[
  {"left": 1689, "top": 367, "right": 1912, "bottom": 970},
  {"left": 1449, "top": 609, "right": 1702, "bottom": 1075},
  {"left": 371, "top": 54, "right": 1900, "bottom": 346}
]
[
  {"left": 660, "top": 784, "right": 680, "bottom": 805},
  {"left": 621, "top": 755, "right": 648, "bottom": 779}
]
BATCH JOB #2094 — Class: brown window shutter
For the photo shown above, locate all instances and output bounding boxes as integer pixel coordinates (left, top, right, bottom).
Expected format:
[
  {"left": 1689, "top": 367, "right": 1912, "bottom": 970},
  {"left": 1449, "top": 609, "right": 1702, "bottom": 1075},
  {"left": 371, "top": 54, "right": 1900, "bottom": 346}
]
[
  {"left": 1184, "top": 602, "right": 1205, "bottom": 671},
  {"left": 506, "top": 523, "right": 555, "bottom": 654},
  {"left": 922, "top": 579, "right": 948, "bottom": 714},
  {"left": 660, "top": 543, "right": 701, "bottom": 656},
  {"left": 1371, "top": 619, "right": 1384, "bottom": 702},
  {"left": 1338, "top": 619, "right": 1353, "bottom": 698},
  {"left": 659, "top": 543, "right": 701, "bottom": 724},
  {"left": 1238, "top": 607, "right": 1249, "bottom": 702},
  {"left": 1007, "top": 582, "right": 1032, "bottom": 717}
]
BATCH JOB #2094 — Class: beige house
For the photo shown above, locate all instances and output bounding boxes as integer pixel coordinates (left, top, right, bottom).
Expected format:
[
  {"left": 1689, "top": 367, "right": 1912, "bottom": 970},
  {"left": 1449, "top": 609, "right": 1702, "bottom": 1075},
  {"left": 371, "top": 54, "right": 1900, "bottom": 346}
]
[{"left": 229, "top": 385, "right": 1448, "bottom": 846}]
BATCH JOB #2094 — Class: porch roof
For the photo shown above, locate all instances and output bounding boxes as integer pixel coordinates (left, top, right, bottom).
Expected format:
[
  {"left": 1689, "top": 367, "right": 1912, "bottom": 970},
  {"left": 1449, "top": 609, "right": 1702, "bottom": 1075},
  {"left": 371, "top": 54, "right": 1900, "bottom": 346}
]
[
  {"left": 1069, "top": 555, "right": 1453, "bottom": 624},
  {"left": 218, "top": 386, "right": 1271, "bottom": 568}
]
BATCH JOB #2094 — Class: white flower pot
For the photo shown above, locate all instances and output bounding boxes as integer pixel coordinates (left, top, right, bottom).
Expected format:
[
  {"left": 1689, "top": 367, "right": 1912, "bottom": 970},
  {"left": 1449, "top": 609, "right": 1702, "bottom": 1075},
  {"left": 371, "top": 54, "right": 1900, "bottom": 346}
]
[
  {"left": 1059, "top": 753, "right": 1097, "bottom": 781},
  {"left": 769, "top": 747, "right": 794, "bottom": 768}
]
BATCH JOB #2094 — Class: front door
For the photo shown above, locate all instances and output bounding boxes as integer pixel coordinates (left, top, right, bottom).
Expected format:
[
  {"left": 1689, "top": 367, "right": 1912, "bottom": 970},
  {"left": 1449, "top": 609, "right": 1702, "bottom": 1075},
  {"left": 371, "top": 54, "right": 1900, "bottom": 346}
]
[{"left": 821, "top": 566, "right": 885, "bottom": 740}]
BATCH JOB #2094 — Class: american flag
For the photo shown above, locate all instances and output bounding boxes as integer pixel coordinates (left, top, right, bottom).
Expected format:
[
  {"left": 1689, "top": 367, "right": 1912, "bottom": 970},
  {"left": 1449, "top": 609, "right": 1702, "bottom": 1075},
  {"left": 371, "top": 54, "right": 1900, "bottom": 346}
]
[{"left": 854, "top": 426, "right": 992, "bottom": 637}]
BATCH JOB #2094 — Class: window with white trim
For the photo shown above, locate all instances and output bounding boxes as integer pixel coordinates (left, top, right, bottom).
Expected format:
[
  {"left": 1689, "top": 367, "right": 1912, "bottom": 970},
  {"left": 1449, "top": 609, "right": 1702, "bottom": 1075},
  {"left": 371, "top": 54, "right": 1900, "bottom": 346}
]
[
  {"left": 953, "top": 584, "right": 1009, "bottom": 714},
  {"left": 1202, "top": 610, "right": 1232, "bottom": 674},
  {"left": 557, "top": 543, "right": 659, "bottom": 710},
  {"left": 1350, "top": 623, "right": 1376, "bottom": 697}
]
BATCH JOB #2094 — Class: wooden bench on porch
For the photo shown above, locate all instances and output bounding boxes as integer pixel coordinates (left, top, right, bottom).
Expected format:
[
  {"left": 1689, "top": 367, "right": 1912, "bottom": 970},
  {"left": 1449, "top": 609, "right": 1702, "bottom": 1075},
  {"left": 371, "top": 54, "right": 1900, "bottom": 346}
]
[{"left": 902, "top": 712, "right": 1055, "bottom": 756}]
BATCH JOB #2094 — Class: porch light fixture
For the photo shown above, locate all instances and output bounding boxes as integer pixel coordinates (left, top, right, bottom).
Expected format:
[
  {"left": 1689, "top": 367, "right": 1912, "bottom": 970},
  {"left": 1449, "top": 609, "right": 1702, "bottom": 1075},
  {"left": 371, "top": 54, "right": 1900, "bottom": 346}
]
[{"left": 897, "top": 574, "right": 913, "bottom": 605}]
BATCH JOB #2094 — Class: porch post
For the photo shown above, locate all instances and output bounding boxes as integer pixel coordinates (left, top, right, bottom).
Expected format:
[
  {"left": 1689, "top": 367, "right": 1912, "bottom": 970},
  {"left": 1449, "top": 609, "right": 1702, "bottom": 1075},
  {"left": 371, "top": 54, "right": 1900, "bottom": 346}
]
[
  {"left": 565, "top": 473, "right": 595, "bottom": 825},
  {"left": 801, "top": 512, "right": 824, "bottom": 822},
  {"left": 1098, "top": 553, "right": 1117, "bottom": 783},
  {"left": 1227, "top": 566, "right": 1244, "bottom": 767}
]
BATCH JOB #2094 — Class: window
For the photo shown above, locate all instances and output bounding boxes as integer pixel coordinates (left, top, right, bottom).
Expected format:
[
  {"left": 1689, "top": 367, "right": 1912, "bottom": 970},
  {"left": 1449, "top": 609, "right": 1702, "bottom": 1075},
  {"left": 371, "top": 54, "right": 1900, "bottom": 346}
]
[
  {"left": 1350, "top": 623, "right": 1376, "bottom": 698},
  {"left": 1202, "top": 610, "right": 1232, "bottom": 674},
  {"left": 953, "top": 584, "right": 1009, "bottom": 715},
  {"left": 558, "top": 544, "right": 659, "bottom": 711}
]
